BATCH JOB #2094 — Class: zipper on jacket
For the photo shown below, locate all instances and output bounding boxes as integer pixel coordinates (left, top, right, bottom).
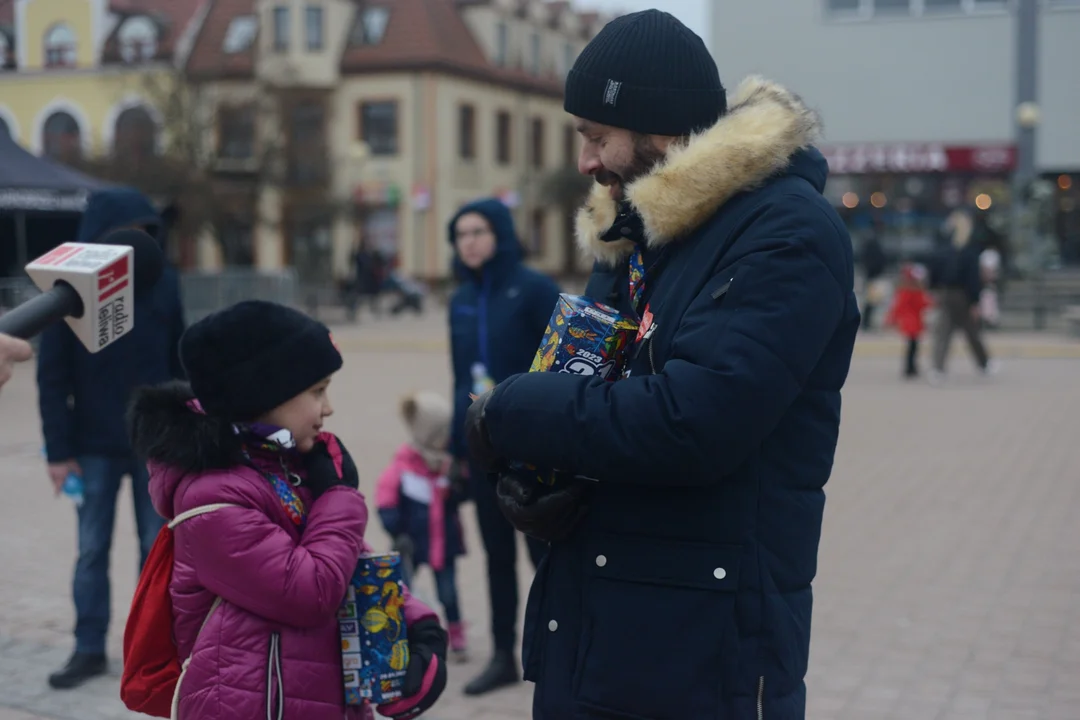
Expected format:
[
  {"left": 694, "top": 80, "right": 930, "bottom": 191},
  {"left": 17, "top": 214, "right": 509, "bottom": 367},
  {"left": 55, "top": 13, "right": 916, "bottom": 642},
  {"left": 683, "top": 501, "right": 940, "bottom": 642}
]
[
  {"left": 756, "top": 676, "right": 764, "bottom": 720},
  {"left": 266, "top": 632, "right": 283, "bottom": 720},
  {"left": 647, "top": 335, "right": 657, "bottom": 375},
  {"left": 712, "top": 278, "right": 733, "bottom": 300}
]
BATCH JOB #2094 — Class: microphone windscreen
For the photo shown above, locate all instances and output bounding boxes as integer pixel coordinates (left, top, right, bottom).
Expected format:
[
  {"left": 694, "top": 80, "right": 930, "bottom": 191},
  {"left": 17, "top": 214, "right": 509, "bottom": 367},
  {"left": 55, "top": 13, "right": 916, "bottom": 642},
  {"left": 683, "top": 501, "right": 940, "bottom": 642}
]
[{"left": 96, "top": 228, "right": 165, "bottom": 300}]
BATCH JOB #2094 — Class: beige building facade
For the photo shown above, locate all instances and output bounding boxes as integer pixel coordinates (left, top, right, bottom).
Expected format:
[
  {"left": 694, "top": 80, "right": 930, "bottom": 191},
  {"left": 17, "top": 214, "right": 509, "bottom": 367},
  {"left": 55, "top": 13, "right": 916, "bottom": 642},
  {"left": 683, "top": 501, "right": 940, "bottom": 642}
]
[{"left": 187, "top": 0, "right": 608, "bottom": 289}]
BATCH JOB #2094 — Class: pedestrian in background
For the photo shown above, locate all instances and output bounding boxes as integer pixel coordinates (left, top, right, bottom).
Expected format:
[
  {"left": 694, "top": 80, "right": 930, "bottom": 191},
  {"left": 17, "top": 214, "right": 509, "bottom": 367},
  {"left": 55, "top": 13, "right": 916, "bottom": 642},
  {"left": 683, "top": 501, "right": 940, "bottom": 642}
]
[
  {"left": 37, "top": 188, "right": 186, "bottom": 690},
  {"left": 447, "top": 197, "right": 560, "bottom": 695},
  {"left": 860, "top": 233, "right": 888, "bottom": 331},
  {"left": 885, "top": 263, "right": 933, "bottom": 379},
  {"left": 375, "top": 391, "right": 469, "bottom": 663},
  {"left": 929, "top": 208, "right": 997, "bottom": 382}
]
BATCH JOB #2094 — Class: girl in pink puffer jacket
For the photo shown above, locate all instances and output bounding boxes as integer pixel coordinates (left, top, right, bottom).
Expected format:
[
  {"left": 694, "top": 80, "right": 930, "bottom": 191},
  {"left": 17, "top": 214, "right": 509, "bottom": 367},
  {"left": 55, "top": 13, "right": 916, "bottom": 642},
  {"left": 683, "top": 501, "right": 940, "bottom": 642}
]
[{"left": 128, "top": 300, "right": 446, "bottom": 720}]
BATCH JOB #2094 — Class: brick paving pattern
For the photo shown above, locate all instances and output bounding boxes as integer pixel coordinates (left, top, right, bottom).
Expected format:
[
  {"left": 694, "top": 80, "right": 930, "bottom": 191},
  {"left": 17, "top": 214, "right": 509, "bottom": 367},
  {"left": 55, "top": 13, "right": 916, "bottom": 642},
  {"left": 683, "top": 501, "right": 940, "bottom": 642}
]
[{"left": 1, "top": 313, "right": 1078, "bottom": 719}]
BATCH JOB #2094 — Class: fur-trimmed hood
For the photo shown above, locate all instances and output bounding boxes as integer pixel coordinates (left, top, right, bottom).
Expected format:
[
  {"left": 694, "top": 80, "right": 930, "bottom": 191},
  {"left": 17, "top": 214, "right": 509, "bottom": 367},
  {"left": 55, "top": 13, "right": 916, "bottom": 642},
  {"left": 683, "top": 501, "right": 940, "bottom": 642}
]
[
  {"left": 576, "top": 76, "right": 824, "bottom": 267},
  {"left": 128, "top": 381, "right": 244, "bottom": 476}
]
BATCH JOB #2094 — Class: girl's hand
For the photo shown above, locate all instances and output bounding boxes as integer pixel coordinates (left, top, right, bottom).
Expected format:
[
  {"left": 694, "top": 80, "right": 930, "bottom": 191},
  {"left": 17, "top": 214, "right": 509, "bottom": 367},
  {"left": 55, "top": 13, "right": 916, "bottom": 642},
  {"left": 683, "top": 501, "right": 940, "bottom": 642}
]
[
  {"left": 303, "top": 434, "right": 360, "bottom": 499},
  {"left": 375, "top": 617, "right": 448, "bottom": 718}
]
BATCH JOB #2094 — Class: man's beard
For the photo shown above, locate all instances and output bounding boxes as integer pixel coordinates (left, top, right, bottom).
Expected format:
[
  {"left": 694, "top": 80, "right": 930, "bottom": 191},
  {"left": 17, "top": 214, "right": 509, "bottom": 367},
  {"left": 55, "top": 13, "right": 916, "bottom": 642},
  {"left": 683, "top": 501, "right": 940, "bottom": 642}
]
[{"left": 595, "top": 133, "right": 667, "bottom": 199}]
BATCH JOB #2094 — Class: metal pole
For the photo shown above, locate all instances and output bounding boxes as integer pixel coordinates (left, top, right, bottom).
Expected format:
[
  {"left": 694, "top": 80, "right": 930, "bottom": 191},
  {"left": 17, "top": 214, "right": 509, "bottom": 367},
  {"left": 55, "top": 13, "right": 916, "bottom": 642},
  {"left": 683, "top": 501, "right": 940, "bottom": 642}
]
[{"left": 1012, "top": 0, "right": 1040, "bottom": 327}]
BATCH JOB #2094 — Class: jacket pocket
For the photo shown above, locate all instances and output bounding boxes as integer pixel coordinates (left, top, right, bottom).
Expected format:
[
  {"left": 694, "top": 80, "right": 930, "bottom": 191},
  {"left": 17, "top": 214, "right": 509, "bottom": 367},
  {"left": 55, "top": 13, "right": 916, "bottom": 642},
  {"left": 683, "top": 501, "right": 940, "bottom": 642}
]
[
  {"left": 574, "top": 532, "right": 741, "bottom": 720},
  {"left": 265, "top": 632, "right": 283, "bottom": 720}
]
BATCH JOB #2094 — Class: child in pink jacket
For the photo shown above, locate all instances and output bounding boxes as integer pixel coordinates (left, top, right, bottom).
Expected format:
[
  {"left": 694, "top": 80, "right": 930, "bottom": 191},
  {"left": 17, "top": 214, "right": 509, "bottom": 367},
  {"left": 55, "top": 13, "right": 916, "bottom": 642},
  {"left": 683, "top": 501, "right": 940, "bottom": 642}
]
[
  {"left": 128, "top": 300, "right": 446, "bottom": 720},
  {"left": 376, "top": 392, "right": 468, "bottom": 661}
]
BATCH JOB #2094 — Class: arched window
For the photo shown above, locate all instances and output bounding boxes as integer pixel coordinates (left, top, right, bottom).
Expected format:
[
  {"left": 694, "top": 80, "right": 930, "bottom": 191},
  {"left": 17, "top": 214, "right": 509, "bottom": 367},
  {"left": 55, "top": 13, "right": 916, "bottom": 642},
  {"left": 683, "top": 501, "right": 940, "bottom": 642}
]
[
  {"left": 114, "top": 106, "right": 157, "bottom": 159},
  {"left": 42, "top": 111, "right": 82, "bottom": 161},
  {"left": 118, "top": 16, "right": 158, "bottom": 63},
  {"left": 44, "top": 24, "right": 77, "bottom": 68}
]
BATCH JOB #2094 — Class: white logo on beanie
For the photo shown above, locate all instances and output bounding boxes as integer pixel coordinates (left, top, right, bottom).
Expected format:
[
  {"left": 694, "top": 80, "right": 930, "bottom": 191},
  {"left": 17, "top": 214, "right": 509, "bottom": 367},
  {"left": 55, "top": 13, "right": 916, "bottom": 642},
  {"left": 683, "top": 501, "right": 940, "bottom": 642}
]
[{"left": 603, "top": 79, "right": 622, "bottom": 107}]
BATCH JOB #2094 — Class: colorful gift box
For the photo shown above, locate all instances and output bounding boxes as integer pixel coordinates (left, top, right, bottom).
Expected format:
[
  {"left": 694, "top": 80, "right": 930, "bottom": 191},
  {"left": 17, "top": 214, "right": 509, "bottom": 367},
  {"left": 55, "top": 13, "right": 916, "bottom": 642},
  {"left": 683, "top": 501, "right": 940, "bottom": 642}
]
[
  {"left": 530, "top": 294, "right": 639, "bottom": 379},
  {"left": 518, "top": 294, "right": 639, "bottom": 484},
  {"left": 340, "top": 553, "right": 410, "bottom": 705}
]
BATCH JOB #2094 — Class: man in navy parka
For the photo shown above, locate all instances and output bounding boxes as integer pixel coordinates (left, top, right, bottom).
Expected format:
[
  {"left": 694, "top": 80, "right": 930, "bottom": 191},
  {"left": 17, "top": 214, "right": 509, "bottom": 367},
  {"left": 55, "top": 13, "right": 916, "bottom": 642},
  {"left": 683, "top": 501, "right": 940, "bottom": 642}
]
[
  {"left": 464, "top": 10, "right": 860, "bottom": 720},
  {"left": 447, "top": 198, "right": 561, "bottom": 695}
]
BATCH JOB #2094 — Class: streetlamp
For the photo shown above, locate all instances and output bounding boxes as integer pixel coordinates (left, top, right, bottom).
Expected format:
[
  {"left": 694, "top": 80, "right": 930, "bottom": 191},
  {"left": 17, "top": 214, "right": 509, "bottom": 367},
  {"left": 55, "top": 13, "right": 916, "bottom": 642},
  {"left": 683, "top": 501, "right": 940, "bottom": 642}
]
[{"left": 1011, "top": 0, "right": 1043, "bottom": 327}]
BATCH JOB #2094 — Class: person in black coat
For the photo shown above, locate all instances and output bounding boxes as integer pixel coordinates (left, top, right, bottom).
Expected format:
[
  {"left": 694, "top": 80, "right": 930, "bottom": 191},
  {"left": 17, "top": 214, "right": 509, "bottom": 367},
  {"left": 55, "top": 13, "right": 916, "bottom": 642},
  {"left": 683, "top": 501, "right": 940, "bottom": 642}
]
[
  {"left": 36, "top": 188, "right": 186, "bottom": 690},
  {"left": 464, "top": 11, "right": 859, "bottom": 719},
  {"left": 859, "top": 234, "right": 887, "bottom": 330},
  {"left": 446, "top": 197, "right": 561, "bottom": 695},
  {"left": 928, "top": 208, "right": 995, "bottom": 379}
]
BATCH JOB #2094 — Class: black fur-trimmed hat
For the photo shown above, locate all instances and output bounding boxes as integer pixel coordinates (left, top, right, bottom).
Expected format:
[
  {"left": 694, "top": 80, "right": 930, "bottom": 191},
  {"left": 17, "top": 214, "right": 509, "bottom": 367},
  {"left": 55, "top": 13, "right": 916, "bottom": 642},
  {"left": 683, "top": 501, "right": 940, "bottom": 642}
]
[{"left": 179, "top": 300, "right": 342, "bottom": 421}]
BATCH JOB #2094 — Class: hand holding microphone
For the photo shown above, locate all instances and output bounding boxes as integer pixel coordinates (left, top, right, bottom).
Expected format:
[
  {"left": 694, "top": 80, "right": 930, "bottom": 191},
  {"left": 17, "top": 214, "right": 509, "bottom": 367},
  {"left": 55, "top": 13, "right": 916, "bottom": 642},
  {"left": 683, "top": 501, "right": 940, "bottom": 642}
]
[
  {"left": 0, "top": 228, "right": 164, "bottom": 351},
  {"left": 0, "top": 333, "right": 33, "bottom": 389}
]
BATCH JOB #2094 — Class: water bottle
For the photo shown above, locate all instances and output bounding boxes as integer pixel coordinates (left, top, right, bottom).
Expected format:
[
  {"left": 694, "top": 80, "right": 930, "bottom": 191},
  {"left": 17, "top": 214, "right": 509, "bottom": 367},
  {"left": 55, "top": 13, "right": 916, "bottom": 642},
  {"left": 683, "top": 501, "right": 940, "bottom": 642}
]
[
  {"left": 42, "top": 448, "right": 83, "bottom": 506},
  {"left": 471, "top": 362, "right": 494, "bottom": 397},
  {"left": 62, "top": 472, "right": 84, "bottom": 507}
]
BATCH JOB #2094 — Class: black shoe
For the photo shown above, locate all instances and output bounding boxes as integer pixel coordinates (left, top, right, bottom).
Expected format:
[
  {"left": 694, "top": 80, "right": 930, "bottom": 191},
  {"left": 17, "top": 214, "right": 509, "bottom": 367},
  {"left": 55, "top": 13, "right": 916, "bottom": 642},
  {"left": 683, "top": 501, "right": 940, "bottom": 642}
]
[
  {"left": 463, "top": 650, "right": 519, "bottom": 695},
  {"left": 48, "top": 652, "right": 107, "bottom": 689}
]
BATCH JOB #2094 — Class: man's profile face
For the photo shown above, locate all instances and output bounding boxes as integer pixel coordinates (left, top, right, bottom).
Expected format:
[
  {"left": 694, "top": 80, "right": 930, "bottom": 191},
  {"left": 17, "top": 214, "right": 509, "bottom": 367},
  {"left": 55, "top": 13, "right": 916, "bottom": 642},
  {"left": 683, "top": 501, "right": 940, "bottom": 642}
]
[{"left": 573, "top": 117, "right": 668, "bottom": 202}]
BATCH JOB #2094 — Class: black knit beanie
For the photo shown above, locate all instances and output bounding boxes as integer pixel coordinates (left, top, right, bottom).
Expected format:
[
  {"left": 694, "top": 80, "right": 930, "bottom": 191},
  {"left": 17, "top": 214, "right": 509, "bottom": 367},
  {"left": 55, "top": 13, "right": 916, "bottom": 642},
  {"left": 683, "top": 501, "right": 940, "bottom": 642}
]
[
  {"left": 564, "top": 9, "right": 726, "bottom": 137},
  {"left": 179, "top": 300, "right": 343, "bottom": 421}
]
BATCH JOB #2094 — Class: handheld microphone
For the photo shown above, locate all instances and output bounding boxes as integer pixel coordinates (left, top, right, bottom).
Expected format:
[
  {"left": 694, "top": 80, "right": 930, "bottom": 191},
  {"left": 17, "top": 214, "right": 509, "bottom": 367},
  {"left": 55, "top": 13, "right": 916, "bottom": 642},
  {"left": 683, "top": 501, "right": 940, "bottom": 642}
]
[{"left": 0, "top": 229, "right": 164, "bottom": 352}]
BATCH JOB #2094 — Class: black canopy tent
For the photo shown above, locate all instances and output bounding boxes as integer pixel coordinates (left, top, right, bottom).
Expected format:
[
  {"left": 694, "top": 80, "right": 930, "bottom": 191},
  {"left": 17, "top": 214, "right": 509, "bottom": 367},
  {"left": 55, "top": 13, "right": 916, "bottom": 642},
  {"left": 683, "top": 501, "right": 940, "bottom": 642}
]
[{"left": 0, "top": 130, "right": 110, "bottom": 276}]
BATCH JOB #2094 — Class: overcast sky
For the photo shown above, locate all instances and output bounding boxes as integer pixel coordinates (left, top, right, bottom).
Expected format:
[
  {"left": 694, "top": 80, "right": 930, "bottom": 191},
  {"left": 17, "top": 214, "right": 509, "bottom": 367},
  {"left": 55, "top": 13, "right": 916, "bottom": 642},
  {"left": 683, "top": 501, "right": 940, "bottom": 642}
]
[{"left": 574, "top": 0, "right": 708, "bottom": 45}]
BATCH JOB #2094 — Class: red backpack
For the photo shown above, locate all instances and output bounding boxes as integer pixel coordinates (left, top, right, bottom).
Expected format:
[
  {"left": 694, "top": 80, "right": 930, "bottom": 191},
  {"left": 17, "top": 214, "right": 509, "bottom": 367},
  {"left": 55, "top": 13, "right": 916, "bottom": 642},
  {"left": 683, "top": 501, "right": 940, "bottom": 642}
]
[{"left": 120, "top": 504, "right": 232, "bottom": 718}]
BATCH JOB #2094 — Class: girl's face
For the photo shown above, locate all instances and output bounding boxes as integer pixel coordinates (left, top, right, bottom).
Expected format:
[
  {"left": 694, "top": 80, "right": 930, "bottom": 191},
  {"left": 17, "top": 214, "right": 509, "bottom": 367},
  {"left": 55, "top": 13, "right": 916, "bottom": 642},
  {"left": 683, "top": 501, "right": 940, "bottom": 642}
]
[{"left": 258, "top": 376, "right": 335, "bottom": 452}]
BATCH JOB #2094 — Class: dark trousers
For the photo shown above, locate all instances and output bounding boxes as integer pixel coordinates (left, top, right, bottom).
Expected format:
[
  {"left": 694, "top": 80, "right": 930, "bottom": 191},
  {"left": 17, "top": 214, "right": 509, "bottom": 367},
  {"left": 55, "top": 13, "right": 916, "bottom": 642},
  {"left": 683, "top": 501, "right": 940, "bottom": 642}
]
[
  {"left": 862, "top": 303, "right": 876, "bottom": 330},
  {"left": 904, "top": 337, "right": 920, "bottom": 377},
  {"left": 932, "top": 288, "right": 990, "bottom": 372},
  {"left": 74, "top": 455, "right": 163, "bottom": 655},
  {"left": 400, "top": 559, "right": 461, "bottom": 624},
  {"left": 471, "top": 469, "right": 547, "bottom": 654}
]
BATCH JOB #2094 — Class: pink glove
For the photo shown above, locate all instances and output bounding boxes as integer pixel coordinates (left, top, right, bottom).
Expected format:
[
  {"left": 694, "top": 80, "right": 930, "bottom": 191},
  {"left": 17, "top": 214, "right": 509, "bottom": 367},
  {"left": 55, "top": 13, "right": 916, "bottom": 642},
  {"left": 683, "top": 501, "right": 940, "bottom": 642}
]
[{"left": 375, "top": 617, "right": 447, "bottom": 719}]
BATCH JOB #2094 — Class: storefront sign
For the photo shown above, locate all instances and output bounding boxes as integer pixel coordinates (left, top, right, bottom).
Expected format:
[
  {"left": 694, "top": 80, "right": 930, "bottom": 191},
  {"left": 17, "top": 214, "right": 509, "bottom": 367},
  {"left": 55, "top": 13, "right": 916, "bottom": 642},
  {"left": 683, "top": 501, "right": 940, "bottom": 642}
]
[{"left": 820, "top": 143, "right": 1016, "bottom": 175}]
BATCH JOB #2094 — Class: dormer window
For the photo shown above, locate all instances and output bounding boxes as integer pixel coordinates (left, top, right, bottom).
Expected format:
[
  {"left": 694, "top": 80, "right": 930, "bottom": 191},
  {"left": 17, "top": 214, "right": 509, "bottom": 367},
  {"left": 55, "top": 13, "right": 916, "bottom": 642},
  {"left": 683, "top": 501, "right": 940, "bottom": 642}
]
[
  {"left": 44, "top": 23, "right": 77, "bottom": 68},
  {"left": 350, "top": 7, "right": 389, "bottom": 46},
  {"left": 223, "top": 15, "right": 258, "bottom": 54},
  {"left": 118, "top": 16, "right": 158, "bottom": 63}
]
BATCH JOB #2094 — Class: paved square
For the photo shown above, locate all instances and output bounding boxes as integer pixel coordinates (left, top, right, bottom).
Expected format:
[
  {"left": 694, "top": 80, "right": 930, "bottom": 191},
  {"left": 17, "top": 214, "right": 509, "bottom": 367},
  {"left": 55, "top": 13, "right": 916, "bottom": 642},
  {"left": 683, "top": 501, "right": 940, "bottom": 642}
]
[{"left": 1, "top": 313, "right": 1078, "bottom": 719}]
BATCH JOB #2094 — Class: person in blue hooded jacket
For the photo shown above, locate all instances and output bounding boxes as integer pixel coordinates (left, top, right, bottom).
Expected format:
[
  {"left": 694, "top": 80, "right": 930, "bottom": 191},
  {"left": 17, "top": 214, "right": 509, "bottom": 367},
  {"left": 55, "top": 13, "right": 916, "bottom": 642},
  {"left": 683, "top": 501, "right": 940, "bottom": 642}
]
[
  {"left": 463, "top": 11, "right": 860, "bottom": 720},
  {"left": 446, "top": 197, "right": 561, "bottom": 695},
  {"left": 36, "top": 187, "right": 186, "bottom": 690}
]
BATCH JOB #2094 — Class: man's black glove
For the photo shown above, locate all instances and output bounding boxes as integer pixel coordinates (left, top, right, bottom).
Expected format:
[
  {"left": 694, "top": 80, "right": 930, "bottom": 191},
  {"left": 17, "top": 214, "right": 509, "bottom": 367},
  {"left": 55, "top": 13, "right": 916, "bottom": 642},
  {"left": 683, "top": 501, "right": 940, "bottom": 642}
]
[
  {"left": 302, "top": 433, "right": 360, "bottom": 499},
  {"left": 496, "top": 471, "right": 590, "bottom": 543},
  {"left": 376, "top": 617, "right": 448, "bottom": 718},
  {"left": 464, "top": 388, "right": 502, "bottom": 473}
]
